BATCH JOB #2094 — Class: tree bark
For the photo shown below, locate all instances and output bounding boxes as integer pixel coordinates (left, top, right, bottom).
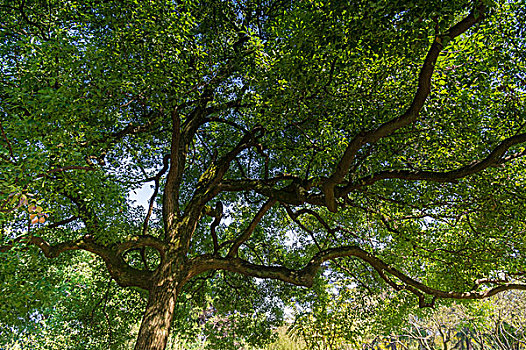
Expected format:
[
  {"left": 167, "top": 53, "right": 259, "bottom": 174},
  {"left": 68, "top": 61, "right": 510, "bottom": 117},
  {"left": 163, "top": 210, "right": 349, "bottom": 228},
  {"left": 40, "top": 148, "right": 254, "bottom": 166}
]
[{"left": 134, "top": 278, "right": 181, "bottom": 350}]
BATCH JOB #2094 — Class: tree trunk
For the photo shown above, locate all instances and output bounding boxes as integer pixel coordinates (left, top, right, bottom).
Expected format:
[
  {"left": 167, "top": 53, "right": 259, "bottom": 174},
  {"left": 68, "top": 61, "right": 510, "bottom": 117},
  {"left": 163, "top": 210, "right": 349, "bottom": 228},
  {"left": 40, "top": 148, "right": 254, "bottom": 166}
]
[{"left": 134, "top": 279, "right": 180, "bottom": 350}]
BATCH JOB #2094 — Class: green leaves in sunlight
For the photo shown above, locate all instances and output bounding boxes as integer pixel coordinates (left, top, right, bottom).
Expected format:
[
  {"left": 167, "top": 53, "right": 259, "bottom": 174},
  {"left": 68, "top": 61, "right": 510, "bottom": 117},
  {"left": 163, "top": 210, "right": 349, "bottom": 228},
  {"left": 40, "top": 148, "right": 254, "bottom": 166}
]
[{"left": 1, "top": 0, "right": 526, "bottom": 349}]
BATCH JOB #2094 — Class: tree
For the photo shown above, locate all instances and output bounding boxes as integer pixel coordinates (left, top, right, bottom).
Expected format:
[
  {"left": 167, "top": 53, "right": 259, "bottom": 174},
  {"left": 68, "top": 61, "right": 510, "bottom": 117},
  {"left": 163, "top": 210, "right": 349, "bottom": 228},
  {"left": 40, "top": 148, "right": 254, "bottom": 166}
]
[
  {"left": 1, "top": 0, "right": 525, "bottom": 349},
  {"left": 361, "top": 290, "right": 526, "bottom": 350}
]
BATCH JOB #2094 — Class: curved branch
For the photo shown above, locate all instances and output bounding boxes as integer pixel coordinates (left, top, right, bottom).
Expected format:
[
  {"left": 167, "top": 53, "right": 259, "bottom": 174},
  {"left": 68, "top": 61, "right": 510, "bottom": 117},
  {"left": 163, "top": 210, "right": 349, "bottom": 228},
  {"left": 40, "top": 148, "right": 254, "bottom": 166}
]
[
  {"left": 115, "top": 235, "right": 167, "bottom": 260},
  {"left": 181, "top": 126, "right": 265, "bottom": 239},
  {"left": 215, "top": 8, "right": 490, "bottom": 212},
  {"left": 190, "top": 244, "right": 526, "bottom": 302},
  {"left": 310, "top": 246, "right": 526, "bottom": 300},
  {"left": 338, "top": 132, "right": 526, "bottom": 194},
  {"left": 4, "top": 235, "right": 153, "bottom": 289},
  {"left": 321, "top": 5, "right": 487, "bottom": 212},
  {"left": 143, "top": 153, "right": 170, "bottom": 235},
  {"left": 205, "top": 201, "right": 223, "bottom": 254}
]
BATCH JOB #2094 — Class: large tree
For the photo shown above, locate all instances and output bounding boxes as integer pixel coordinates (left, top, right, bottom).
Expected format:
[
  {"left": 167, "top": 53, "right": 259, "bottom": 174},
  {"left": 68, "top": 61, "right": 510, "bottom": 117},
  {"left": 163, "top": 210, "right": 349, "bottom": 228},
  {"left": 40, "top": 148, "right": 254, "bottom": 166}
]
[{"left": 1, "top": 0, "right": 526, "bottom": 349}]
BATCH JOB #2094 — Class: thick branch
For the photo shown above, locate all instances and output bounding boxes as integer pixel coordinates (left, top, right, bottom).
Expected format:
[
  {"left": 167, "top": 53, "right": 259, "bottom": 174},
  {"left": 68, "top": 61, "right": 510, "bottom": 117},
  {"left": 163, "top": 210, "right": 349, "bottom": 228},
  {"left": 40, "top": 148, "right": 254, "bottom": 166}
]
[
  {"left": 321, "top": 5, "right": 486, "bottom": 212},
  {"left": 4, "top": 235, "right": 153, "bottom": 289},
  {"left": 339, "top": 132, "right": 526, "bottom": 194},
  {"left": 189, "top": 255, "right": 316, "bottom": 287},
  {"left": 163, "top": 109, "right": 182, "bottom": 233},
  {"left": 190, "top": 244, "right": 526, "bottom": 302},
  {"left": 181, "top": 126, "right": 265, "bottom": 238},
  {"left": 143, "top": 154, "right": 170, "bottom": 235},
  {"left": 163, "top": 62, "right": 239, "bottom": 239},
  {"left": 115, "top": 235, "right": 167, "bottom": 262},
  {"left": 218, "top": 131, "right": 526, "bottom": 209},
  {"left": 218, "top": 176, "right": 317, "bottom": 206}
]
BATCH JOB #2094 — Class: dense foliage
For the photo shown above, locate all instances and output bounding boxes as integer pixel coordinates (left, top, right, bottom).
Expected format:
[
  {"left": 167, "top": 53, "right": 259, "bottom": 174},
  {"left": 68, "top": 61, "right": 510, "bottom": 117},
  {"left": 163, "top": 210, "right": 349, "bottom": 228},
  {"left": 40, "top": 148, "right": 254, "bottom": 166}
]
[{"left": 1, "top": 0, "right": 525, "bottom": 349}]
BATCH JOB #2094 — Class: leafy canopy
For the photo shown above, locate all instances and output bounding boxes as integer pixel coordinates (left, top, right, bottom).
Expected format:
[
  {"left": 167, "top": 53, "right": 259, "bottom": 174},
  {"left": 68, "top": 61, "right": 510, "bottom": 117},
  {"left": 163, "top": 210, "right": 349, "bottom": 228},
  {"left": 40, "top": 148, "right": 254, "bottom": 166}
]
[{"left": 1, "top": 0, "right": 526, "bottom": 349}]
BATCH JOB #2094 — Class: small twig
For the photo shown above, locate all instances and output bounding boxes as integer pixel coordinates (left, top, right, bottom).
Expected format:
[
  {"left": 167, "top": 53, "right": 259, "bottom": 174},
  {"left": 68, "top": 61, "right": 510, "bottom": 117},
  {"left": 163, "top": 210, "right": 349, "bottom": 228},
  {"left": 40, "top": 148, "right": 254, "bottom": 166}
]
[
  {"left": 227, "top": 199, "right": 276, "bottom": 257},
  {"left": 0, "top": 120, "right": 15, "bottom": 162},
  {"left": 283, "top": 204, "right": 323, "bottom": 251},
  {"left": 254, "top": 142, "right": 269, "bottom": 179},
  {"left": 37, "top": 166, "right": 96, "bottom": 179},
  {"left": 45, "top": 216, "right": 79, "bottom": 229}
]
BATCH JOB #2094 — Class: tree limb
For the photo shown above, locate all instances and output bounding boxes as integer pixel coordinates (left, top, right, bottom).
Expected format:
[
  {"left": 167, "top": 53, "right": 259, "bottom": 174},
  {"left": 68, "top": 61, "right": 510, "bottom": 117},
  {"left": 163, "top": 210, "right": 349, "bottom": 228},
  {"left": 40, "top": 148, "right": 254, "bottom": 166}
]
[
  {"left": 180, "top": 126, "right": 265, "bottom": 244},
  {"left": 227, "top": 199, "right": 276, "bottom": 257},
  {"left": 321, "top": 4, "right": 487, "bottom": 212},
  {"left": 190, "top": 244, "right": 526, "bottom": 302},
  {"left": 115, "top": 235, "right": 167, "bottom": 262},
  {"left": 338, "top": 132, "right": 526, "bottom": 195},
  {"left": 3, "top": 235, "right": 153, "bottom": 289},
  {"left": 219, "top": 131, "right": 525, "bottom": 209},
  {"left": 163, "top": 61, "right": 240, "bottom": 239},
  {"left": 205, "top": 201, "right": 223, "bottom": 254},
  {"left": 163, "top": 109, "right": 182, "bottom": 234},
  {"left": 143, "top": 153, "right": 170, "bottom": 235}
]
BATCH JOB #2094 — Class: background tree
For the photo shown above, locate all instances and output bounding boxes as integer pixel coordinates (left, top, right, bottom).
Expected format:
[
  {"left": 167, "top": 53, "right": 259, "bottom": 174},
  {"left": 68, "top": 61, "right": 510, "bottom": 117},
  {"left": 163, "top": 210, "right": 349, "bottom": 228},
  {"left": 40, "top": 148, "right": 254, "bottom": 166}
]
[
  {"left": 357, "top": 290, "right": 526, "bottom": 350},
  {"left": 1, "top": 0, "right": 526, "bottom": 349}
]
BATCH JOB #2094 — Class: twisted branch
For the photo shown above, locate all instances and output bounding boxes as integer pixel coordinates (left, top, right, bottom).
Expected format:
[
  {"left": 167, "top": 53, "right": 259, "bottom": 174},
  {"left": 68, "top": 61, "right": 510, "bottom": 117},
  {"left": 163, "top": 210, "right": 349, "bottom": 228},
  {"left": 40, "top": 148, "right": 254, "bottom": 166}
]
[
  {"left": 191, "top": 244, "right": 526, "bottom": 303},
  {"left": 321, "top": 5, "right": 487, "bottom": 212}
]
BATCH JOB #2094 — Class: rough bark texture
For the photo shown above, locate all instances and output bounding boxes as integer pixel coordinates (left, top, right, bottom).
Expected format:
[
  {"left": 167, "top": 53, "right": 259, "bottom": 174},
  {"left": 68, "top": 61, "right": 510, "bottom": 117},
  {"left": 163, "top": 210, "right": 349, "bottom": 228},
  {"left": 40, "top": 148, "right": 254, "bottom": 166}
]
[{"left": 134, "top": 276, "right": 181, "bottom": 350}]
